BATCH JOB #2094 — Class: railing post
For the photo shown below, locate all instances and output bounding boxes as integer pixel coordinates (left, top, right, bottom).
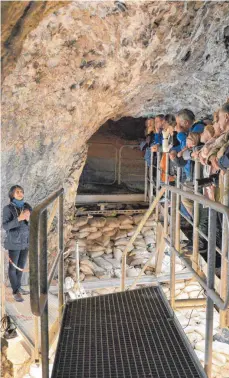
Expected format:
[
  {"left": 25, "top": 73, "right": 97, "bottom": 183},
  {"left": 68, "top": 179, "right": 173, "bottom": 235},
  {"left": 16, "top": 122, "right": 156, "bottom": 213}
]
[
  {"left": 149, "top": 151, "right": 153, "bottom": 204},
  {"left": 163, "top": 153, "right": 169, "bottom": 235},
  {"left": 118, "top": 147, "right": 121, "bottom": 185},
  {"left": 34, "top": 316, "right": 40, "bottom": 362},
  {"left": 204, "top": 208, "right": 217, "bottom": 378},
  {"left": 75, "top": 241, "right": 80, "bottom": 284},
  {"left": 58, "top": 193, "right": 64, "bottom": 322},
  {"left": 170, "top": 192, "right": 176, "bottom": 309},
  {"left": 1, "top": 249, "right": 5, "bottom": 320},
  {"left": 192, "top": 160, "right": 200, "bottom": 271},
  {"left": 40, "top": 210, "right": 49, "bottom": 378},
  {"left": 155, "top": 151, "right": 161, "bottom": 221},
  {"left": 175, "top": 167, "right": 181, "bottom": 251},
  {"left": 144, "top": 161, "right": 148, "bottom": 202},
  {"left": 220, "top": 171, "right": 229, "bottom": 327}
]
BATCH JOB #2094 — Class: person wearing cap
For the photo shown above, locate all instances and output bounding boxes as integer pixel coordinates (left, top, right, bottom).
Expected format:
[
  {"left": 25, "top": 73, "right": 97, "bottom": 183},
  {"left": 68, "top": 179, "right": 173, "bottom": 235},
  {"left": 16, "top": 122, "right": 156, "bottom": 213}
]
[{"left": 2, "top": 185, "right": 32, "bottom": 302}]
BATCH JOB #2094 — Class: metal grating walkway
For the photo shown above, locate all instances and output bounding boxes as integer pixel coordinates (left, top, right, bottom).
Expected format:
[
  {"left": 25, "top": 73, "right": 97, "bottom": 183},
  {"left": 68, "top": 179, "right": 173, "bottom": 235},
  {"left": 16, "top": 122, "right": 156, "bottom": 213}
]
[{"left": 52, "top": 286, "right": 206, "bottom": 378}]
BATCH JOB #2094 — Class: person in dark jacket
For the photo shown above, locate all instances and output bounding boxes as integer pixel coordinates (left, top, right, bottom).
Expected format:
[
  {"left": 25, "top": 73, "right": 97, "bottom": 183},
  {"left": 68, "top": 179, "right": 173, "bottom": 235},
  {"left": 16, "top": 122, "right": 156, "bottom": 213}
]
[{"left": 2, "top": 185, "right": 32, "bottom": 302}]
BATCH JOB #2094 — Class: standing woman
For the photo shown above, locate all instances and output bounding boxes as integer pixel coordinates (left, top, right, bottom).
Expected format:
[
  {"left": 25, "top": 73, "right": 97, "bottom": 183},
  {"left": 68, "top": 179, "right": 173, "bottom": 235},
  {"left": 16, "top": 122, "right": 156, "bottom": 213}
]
[{"left": 2, "top": 185, "right": 32, "bottom": 302}]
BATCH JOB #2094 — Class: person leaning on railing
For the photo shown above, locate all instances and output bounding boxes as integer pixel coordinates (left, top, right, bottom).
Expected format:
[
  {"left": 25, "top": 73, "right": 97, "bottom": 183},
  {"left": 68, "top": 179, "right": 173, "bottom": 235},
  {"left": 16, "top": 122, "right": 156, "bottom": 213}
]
[
  {"left": 206, "top": 103, "right": 229, "bottom": 175},
  {"left": 139, "top": 118, "right": 156, "bottom": 167},
  {"left": 160, "top": 114, "right": 179, "bottom": 185},
  {"left": 2, "top": 185, "right": 32, "bottom": 302},
  {"left": 181, "top": 103, "right": 229, "bottom": 265}
]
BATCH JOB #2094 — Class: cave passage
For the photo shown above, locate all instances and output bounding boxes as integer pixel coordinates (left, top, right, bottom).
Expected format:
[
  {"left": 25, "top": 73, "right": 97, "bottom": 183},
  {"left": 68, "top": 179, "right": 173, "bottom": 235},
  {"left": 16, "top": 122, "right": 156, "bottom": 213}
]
[{"left": 78, "top": 117, "right": 147, "bottom": 195}]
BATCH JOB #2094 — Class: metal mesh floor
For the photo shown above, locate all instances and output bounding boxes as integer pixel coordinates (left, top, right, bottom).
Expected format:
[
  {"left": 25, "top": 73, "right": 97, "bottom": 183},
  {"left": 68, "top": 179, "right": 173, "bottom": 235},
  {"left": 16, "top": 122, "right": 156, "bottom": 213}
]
[{"left": 52, "top": 286, "right": 206, "bottom": 378}]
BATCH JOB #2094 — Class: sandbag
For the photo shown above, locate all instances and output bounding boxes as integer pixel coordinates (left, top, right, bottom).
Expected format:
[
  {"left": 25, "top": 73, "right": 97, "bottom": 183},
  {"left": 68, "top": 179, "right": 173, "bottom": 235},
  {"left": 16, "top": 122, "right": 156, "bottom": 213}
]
[
  {"left": 141, "top": 226, "right": 152, "bottom": 233},
  {"left": 119, "top": 224, "right": 134, "bottom": 230},
  {"left": 102, "top": 226, "right": 115, "bottom": 233},
  {"left": 129, "top": 251, "right": 151, "bottom": 260},
  {"left": 115, "top": 238, "right": 130, "bottom": 246},
  {"left": 118, "top": 244, "right": 134, "bottom": 252},
  {"left": 114, "top": 230, "right": 128, "bottom": 240},
  {"left": 144, "top": 220, "right": 157, "bottom": 227},
  {"left": 105, "top": 217, "right": 120, "bottom": 228},
  {"left": 91, "top": 262, "right": 104, "bottom": 273},
  {"left": 87, "top": 231, "right": 102, "bottom": 240},
  {"left": 127, "top": 227, "right": 138, "bottom": 236},
  {"left": 107, "top": 258, "right": 121, "bottom": 269},
  {"left": 126, "top": 267, "right": 140, "bottom": 277},
  {"left": 93, "top": 257, "right": 113, "bottom": 271},
  {"left": 79, "top": 225, "right": 98, "bottom": 233},
  {"left": 130, "top": 258, "right": 148, "bottom": 266},
  {"left": 142, "top": 230, "right": 155, "bottom": 237},
  {"left": 104, "top": 247, "right": 113, "bottom": 254},
  {"left": 89, "top": 217, "right": 106, "bottom": 228},
  {"left": 134, "top": 240, "right": 146, "bottom": 248},
  {"left": 75, "top": 231, "right": 90, "bottom": 239},
  {"left": 103, "top": 253, "right": 113, "bottom": 260},
  {"left": 80, "top": 259, "right": 95, "bottom": 270},
  {"left": 133, "top": 214, "right": 144, "bottom": 225},
  {"left": 80, "top": 264, "right": 94, "bottom": 275},
  {"left": 103, "top": 229, "right": 118, "bottom": 237},
  {"left": 75, "top": 216, "right": 89, "bottom": 227},
  {"left": 113, "top": 248, "right": 123, "bottom": 262},
  {"left": 118, "top": 215, "right": 133, "bottom": 225},
  {"left": 87, "top": 245, "right": 105, "bottom": 252},
  {"left": 96, "top": 235, "right": 111, "bottom": 247},
  {"left": 87, "top": 250, "right": 104, "bottom": 258},
  {"left": 144, "top": 236, "right": 156, "bottom": 246}
]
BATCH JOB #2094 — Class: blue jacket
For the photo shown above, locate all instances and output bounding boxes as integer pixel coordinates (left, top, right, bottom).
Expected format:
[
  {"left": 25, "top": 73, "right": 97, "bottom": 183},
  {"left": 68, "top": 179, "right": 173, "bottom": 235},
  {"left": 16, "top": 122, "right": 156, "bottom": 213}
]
[
  {"left": 142, "top": 132, "right": 162, "bottom": 167},
  {"left": 171, "top": 122, "right": 205, "bottom": 179},
  {"left": 152, "top": 133, "right": 163, "bottom": 146},
  {"left": 190, "top": 121, "right": 205, "bottom": 134}
]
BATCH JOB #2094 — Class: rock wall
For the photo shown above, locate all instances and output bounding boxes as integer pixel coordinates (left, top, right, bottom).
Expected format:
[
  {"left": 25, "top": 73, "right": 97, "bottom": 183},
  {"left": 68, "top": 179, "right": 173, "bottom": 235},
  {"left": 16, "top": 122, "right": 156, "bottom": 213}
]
[{"left": 2, "top": 1, "right": 229, "bottom": 208}]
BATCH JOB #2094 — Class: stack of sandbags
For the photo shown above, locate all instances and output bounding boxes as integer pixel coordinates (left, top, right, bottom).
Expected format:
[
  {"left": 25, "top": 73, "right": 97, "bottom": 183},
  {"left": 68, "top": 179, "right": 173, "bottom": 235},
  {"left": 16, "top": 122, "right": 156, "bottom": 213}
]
[
  {"left": 195, "top": 340, "right": 229, "bottom": 377},
  {"left": 65, "top": 213, "right": 157, "bottom": 281}
]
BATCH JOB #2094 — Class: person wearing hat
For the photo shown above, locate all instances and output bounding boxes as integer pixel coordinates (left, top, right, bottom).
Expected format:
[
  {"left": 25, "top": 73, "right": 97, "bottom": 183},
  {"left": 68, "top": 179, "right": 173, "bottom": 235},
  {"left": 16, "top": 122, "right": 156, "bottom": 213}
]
[{"left": 2, "top": 185, "right": 32, "bottom": 302}]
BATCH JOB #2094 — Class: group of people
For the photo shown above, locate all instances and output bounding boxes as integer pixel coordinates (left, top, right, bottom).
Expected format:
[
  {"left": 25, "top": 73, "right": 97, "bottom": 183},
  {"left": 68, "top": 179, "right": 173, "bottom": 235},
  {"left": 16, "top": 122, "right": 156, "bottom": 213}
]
[{"left": 140, "top": 102, "right": 229, "bottom": 265}]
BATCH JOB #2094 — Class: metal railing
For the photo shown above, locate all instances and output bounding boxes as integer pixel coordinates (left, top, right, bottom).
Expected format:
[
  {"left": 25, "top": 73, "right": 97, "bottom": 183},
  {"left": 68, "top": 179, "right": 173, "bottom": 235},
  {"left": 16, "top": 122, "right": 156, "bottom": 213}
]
[
  {"left": 81, "top": 142, "right": 145, "bottom": 188},
  {"left": 122, "top": 151, "right": 229, "bottom": 378},
  {"left": 29, "top": 188, "right": 64, "bottom": 378}
]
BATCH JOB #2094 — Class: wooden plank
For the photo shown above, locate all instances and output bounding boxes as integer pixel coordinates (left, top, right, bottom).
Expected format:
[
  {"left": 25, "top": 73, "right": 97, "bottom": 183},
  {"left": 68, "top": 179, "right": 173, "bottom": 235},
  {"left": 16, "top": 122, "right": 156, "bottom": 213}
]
[{"left": 155, "top": 222, "right": 166, "bottom": 274}]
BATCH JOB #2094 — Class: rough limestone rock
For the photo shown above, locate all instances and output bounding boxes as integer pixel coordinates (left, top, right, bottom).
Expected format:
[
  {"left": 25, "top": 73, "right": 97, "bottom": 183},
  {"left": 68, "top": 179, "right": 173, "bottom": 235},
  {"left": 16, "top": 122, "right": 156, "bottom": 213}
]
[{"left": 2, "top": 1, "right": 229, "bottom": 208}]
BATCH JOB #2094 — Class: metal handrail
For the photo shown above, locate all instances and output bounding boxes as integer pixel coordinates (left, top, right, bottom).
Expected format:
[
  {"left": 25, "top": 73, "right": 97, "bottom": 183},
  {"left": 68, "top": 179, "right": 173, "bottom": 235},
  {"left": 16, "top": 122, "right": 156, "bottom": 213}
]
[
  {"left": 120, "top": 184, "right": 229, "bottom": 309},
  {"left": 29, "top": 187, "right": 64, "bottom": 378},
  {"left": 29, "top": 187, "right": 64, "bottom": 315}
]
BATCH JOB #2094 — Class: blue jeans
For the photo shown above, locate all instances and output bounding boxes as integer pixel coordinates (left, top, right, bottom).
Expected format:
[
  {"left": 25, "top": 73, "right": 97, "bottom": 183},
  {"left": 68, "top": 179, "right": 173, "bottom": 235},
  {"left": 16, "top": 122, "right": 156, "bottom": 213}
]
[{"left": 8, "top": 249, "right": 28, "bottom": 294}]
